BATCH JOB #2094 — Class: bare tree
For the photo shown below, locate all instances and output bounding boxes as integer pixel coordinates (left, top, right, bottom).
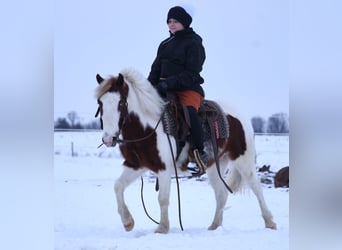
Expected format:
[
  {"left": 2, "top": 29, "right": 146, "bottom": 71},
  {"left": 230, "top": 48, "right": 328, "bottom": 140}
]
[
  {"left": 54, "top": 117, "right": 71, "bottom": 129},
  {"left": 67, "top": 111, "right": 79, "bottom": 128},
  {"left": 251, "top": 116, "right": 266, "bottom": 133},
  {"left": 266, "top": 112, "right": 289, "bottom": 133}
]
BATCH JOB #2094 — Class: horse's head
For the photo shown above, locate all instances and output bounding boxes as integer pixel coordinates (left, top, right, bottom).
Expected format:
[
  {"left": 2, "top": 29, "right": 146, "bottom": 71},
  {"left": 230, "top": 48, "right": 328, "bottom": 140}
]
[
  {"left": 95, "top": 68, "right": 166, "bottom": 147},
  {"left": 95, "top": 73, "right": 129, "bottom": 147}
]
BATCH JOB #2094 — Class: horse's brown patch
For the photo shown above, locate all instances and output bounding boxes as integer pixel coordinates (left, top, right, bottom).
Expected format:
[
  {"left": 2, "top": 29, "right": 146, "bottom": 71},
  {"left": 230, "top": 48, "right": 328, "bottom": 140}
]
[
  {"left": 95, "top": 74, "right": 128, "bottom": 99},
  {"left": 119, "top": 113, "right": 166, "bottom": 173},
  {"left": 225, "top": 114, "right": 247, "bottom": 160}
]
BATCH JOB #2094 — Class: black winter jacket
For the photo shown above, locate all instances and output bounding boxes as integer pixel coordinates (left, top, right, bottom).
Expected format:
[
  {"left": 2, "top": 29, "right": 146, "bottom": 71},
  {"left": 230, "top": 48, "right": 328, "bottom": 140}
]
[{"left": 148, "top": 28, "right": 206, "bottom": 97}]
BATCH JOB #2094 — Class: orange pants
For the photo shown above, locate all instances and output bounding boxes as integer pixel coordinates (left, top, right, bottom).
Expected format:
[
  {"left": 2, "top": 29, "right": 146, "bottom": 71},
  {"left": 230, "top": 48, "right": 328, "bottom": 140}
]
[{"left": 176, "top": 90, "right": 203, "bottom": 111}]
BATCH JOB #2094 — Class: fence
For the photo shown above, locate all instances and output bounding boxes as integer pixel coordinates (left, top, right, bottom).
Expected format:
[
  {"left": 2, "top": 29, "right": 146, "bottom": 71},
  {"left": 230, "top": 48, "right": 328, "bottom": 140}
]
[{"left": 54, "top": 131, "right": 288, "bottom": 171}]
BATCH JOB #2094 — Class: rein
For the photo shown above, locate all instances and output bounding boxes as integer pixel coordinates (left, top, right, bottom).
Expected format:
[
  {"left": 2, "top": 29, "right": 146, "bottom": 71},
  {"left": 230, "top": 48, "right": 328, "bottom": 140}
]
[
  {"left": 207, "top": 116, "right": 233, "bottom": 194},
  {"left": 139, "top": 133, "right": 184, "bottom": 231},
  {"left": 96, "top": 93, "right": 184, "bottom": 230},
  {"left": 97, "top": 115, "right": 163, "bottom": 148},
  {"left": 166, "top": 133, "right": 184, "bottom": 231},
  {"left": 96, "top": 93, "right": 179, "bottom": 227}
]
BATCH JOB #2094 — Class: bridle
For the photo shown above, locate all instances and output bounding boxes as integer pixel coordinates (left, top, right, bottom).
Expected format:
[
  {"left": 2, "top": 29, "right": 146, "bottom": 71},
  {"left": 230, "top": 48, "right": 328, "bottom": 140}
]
[{"left": 95, "top": 91, "right": 163, "bottom": 148}]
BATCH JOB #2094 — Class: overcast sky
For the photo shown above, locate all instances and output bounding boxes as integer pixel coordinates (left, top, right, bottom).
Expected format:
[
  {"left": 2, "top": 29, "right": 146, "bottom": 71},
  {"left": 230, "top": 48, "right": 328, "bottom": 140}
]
[{"left": 54, "top": 0, "right": 289, "bottom": 122}]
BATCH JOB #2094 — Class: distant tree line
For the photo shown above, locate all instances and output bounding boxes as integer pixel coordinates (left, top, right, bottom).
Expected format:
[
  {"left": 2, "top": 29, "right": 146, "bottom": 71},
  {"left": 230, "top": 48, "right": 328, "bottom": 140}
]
[
  {"left": 54, "top": 111, "right": 101, "bottom": 130},
  {"left": 55, "top": 111, "right": 289, "bottom": 133},
  {"left": 251, "top": 112, "right": 289, "bottom": 134}
]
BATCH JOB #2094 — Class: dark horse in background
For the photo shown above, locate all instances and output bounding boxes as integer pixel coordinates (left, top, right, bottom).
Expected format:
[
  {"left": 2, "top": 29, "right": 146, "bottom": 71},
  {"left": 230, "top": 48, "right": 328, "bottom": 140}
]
[{"left": 95, "top": 68, "right": 276, "bottom": 233}]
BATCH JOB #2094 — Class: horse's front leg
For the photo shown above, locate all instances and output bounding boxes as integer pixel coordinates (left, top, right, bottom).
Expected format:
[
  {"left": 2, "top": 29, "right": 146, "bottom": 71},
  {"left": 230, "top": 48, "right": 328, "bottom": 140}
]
[
  {"left": 155, "top": 169, "right": 171, "bottom": 233},
  {"left": 114, "top": 167, "right": 147, "bottom": 232}
]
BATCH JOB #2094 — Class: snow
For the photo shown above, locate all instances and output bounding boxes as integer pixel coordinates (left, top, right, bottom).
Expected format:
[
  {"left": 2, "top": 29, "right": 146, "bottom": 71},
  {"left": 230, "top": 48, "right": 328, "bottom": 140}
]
[{"left": 54, "top": 132, "right": 289, "bottom": 250}]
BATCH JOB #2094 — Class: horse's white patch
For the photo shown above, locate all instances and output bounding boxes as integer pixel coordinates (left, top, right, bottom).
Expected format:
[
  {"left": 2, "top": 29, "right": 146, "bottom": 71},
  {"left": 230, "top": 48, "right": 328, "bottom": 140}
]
[
  {"left": 100, "top": 91, "right": 121, "bottom": 137},
  {"left": 120, "top": 68, "right": 166, "bottom": 128}
]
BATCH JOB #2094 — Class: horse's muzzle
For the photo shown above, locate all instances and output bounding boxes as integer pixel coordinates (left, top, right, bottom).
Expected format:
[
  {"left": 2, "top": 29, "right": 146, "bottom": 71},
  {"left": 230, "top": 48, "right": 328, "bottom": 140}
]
[{"left": 102, "top": 136, "right": 118, "bottom": 147}]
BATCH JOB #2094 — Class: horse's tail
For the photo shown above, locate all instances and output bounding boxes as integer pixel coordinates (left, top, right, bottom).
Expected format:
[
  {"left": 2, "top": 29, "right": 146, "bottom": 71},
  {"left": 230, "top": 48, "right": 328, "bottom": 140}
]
[
  {"left": 225, "top": 112, "right": 257, "bottom": 193},
  {"left": 225, "top": 139, "right": 257, "bottom": 193}
]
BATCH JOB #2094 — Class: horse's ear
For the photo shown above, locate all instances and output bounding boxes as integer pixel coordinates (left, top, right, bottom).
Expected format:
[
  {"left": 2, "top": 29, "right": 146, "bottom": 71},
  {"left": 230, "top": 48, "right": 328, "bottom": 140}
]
[
  {"left": 117, "top": 73, "right": 124, "bottom": 86},
  {"left": 96, "top": 74, "right": 104, "bottom": 84}
]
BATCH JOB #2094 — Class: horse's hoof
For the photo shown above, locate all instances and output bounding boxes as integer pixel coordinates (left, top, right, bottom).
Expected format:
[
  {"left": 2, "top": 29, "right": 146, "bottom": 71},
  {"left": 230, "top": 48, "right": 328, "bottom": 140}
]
[
  {"left": 124, "top": 219, "right": 135, "bottom": 232},
  {"left": 266, "top": 224, "right": 277, "bottom": 230},
  {"left": 208, "top": 224, "right": 219, "bottom": 230},
  {"left": 154, "top": 224, "right": 169, "bottom": 234},
  {"left": 266, "top": 222, "right": 277, "bottom": 230}
]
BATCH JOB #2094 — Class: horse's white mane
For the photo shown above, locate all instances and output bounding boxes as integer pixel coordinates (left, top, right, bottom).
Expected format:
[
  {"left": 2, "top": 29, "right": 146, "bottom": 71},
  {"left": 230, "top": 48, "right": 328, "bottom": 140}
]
[{"left": 120, "top": 67, "right": 165, "bottom": 120}]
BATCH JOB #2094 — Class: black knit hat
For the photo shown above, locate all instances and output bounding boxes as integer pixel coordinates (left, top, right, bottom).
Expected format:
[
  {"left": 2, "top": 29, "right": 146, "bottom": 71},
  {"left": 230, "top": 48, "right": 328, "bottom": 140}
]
[{"left": 167, "top": 6, "right": 192, "bottom": 28}]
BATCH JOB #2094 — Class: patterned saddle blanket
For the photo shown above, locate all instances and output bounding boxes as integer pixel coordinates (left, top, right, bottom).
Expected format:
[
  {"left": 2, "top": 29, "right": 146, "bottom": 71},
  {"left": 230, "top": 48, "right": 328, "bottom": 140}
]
[
  {"left": 198, "top": 100, "right": 229, "bottom": 141},
  {"left": 161, "top": 94, "right": 229, "bottom": 150}
]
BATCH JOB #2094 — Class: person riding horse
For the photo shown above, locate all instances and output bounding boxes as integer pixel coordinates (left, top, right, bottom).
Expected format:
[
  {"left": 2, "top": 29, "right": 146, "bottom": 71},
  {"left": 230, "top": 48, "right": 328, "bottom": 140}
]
[{"left": 148, "top": 6, "right": 209, "bottom": 174}]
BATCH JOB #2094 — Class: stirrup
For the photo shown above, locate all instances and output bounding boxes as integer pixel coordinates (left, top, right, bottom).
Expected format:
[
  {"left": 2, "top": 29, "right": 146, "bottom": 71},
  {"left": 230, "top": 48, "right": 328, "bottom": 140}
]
[
  {"left": 193, "top": 149, "right": 207, "bottom": 176},
  {"left": 187, "top": 164, "right": 202, "bottom": 176}
]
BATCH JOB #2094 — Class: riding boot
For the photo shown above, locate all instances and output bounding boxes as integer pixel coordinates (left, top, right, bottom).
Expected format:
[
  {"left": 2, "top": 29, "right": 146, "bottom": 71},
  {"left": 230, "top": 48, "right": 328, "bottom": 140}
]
[{"left": 187, "top": 106, "right": 209, "bottom": 175}]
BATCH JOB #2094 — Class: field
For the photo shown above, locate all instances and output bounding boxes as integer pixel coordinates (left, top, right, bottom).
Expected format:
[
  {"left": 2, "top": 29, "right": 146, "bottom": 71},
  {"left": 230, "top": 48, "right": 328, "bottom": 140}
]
[{"left": 54, "top": 132, "right": 289, "bottom": 250}]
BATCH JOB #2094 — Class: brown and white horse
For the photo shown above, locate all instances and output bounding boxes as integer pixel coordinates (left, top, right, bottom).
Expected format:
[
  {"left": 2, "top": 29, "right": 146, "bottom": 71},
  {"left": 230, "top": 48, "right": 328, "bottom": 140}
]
[{"left": 95, "top": 68, "right": 276, "bottom": 233}]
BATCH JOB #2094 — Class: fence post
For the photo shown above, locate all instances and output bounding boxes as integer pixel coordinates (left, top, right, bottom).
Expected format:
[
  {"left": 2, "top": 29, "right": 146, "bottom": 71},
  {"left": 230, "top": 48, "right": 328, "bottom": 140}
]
[{"left": 71, "top": 141, "right": 75, "bottom": 157}]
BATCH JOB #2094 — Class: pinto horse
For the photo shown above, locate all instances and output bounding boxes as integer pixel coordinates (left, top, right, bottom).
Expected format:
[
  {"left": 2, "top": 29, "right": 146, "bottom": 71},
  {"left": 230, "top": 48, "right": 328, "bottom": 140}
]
[{"left": 95, "top": 68, "right": 277, "bottom": 233}]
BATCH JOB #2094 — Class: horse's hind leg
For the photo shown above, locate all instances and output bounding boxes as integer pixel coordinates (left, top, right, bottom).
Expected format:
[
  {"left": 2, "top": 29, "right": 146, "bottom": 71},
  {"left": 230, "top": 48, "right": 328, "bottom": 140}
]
[
  {"left": 114, "top": 167, "right": 147, "bottom": 231},
  {"left": 206, "top": 157, "right": 229, "bottom": 230},
  {"left": 235, "top": 159, "right": 277, "bottom": 229},
  {"left": 248, "top": 172, "right": 277, "bottom": 229}
]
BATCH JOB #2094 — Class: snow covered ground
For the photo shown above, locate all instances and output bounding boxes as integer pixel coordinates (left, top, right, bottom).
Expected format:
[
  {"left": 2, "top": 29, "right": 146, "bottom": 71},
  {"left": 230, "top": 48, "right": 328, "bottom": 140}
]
[{"left": 54, "top": 132, "right": 289, "bottom": 250}]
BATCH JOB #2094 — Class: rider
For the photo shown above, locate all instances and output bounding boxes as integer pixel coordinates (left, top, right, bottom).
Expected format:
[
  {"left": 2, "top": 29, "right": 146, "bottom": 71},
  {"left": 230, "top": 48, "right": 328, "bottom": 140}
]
[{"left": 147, "top": 6, "right": 209, "bottom": 174}]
